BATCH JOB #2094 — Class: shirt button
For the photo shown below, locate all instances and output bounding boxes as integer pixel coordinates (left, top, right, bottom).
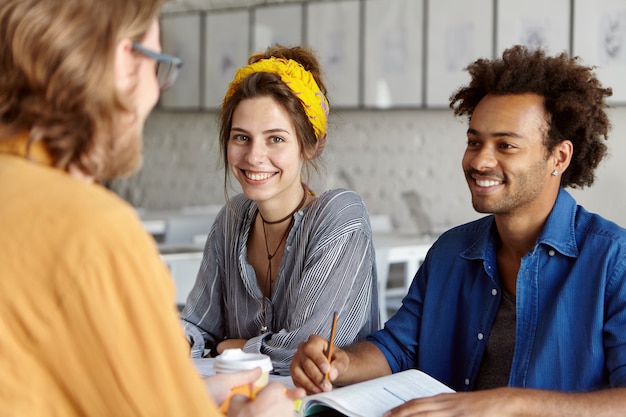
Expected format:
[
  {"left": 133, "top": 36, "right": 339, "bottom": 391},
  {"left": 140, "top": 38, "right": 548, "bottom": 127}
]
[
  {"left": 491, "top": 288, "right": 498, "bottom": 296},
  {"left": 286, "top": 245, "right": 292, "bottom": 251},
  {"left": 548, "top": 249, "right": 555, "bottom": 256},
  {"left": 298, "top": 210, "right": 304, "bottom": 216},
  {"left": 477, "top": 332, "right": 484, "bottom": 340},
  {"left": 465, "top": 378, "right": 470, "bottom": 386}
]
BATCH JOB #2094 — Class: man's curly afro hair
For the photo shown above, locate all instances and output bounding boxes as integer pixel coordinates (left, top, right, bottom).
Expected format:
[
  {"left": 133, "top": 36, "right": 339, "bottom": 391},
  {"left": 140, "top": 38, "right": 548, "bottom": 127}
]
[{"left": 450, "top": 45, "right": 613, "bottom": 189}]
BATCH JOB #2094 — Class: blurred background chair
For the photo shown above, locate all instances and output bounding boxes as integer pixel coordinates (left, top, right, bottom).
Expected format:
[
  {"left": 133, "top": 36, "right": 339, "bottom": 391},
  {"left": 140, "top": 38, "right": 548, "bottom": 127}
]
[
  {"left": 371, "top": 214, "right": 433, "bottom": 325},
  {"left": 161, "top": 251, "right": 204, "bottom": 310},
  {"left": 158, "top": 206, "right": 222, "bottom": 309}
]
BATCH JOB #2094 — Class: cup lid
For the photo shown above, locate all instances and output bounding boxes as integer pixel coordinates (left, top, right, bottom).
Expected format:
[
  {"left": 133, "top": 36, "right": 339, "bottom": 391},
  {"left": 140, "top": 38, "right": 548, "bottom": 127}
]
[{"left": 213, "top": 348, "right": 273, "bottom": 373}]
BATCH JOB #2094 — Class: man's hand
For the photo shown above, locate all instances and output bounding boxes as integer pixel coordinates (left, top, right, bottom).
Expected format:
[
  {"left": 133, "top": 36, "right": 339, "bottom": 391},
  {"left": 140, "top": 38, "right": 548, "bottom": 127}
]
[
  {"left": 383, "top": 387, "right": 626, "bottom": 417},
  {"left": 383, "top": 388, "right": 520, "bottom": 417},
  {"left": 290, "top": 334, "right": 350, "bottom": 394}
]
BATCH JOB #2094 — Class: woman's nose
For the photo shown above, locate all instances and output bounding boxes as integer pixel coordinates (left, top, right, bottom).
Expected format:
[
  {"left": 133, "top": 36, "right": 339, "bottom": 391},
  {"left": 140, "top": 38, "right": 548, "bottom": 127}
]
[{"left": 245, "top": 140, "right": 266, "bottom": 165}]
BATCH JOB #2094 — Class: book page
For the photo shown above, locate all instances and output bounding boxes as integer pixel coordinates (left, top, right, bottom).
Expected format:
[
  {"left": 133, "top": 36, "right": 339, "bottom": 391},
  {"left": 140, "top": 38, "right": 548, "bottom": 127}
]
[{"left": 301, "top": 369, "right": 454, "bottom": 417}]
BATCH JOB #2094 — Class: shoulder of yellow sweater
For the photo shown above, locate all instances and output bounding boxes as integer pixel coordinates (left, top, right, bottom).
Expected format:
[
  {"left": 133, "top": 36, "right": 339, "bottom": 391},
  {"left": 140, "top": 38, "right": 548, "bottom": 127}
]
[{"left": 31, "top": 164, "right": 145, "bottom": 238}]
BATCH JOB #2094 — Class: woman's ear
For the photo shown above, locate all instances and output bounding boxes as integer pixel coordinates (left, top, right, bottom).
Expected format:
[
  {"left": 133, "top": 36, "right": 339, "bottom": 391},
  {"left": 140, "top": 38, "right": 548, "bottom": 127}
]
[
  {"left": 303, "top": 142, "right": 319, "bottom": 161},
  {"left": 114, "top": 38, "right": 135, "bottom": 93}
]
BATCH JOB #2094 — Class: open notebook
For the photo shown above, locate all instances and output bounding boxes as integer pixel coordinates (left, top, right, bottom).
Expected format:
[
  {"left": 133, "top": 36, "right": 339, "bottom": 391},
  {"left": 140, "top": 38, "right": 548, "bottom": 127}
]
[
  {"left": 296, "top": 369, "right": 454, "bottom": 417},
  {"left": 192, "top": 359, "right": 453, "bottom": 417}
]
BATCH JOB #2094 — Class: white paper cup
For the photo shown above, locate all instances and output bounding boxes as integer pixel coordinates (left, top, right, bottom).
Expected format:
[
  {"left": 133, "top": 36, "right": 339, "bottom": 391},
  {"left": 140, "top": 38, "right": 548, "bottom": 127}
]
[{"left": 213, "top": 348, "right": 273, "bottom": 387}]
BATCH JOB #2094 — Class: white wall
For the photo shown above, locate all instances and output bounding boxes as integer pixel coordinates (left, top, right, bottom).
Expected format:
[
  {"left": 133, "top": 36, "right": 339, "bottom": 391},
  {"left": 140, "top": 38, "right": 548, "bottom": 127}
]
[
  {"left": 111, "top": 0, "right": 626, "bottom": 233},
  {"left": 568, "top": 107, "right": 626, "bottom": 227}
]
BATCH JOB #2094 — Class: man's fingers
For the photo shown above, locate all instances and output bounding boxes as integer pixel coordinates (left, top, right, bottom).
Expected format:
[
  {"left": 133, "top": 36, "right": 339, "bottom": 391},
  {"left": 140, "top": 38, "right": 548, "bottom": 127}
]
[
  {"left": 291, "top": 357, "right": 325, "bottom": 394},
  {"left": 290, "top": 337, "right": 329, "bottom": 393}
]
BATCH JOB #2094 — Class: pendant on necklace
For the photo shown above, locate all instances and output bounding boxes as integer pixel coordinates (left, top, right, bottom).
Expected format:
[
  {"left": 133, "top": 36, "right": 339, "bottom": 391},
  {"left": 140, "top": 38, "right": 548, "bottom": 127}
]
[{"left": 260, "top": 325, "right": 268, "bottom": 334}]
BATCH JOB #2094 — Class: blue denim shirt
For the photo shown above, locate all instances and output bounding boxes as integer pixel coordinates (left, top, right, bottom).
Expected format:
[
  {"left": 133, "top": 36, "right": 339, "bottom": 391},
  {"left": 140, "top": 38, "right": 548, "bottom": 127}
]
[{"left": 368, "top": 188, "right": 626, "bottom": 392}]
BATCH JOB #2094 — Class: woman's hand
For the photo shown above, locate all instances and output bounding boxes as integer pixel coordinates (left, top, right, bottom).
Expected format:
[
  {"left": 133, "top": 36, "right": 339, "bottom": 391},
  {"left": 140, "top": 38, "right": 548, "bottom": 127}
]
[{"left": 217, "top": 338, "right": 247, "bottom": 354}]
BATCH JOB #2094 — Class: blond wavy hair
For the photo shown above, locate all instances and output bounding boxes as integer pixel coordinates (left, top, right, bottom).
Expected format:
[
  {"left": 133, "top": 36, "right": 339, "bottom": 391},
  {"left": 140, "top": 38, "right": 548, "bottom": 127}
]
[{"left": 0, "top": 0, "right": 165, "bottom": 180}]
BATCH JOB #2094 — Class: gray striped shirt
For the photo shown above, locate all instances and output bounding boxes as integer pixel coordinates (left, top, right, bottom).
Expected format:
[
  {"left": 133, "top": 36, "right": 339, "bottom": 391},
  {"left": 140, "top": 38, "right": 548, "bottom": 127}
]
[{"left": 181, "top": 189, "right": 379, "bottom": 372}]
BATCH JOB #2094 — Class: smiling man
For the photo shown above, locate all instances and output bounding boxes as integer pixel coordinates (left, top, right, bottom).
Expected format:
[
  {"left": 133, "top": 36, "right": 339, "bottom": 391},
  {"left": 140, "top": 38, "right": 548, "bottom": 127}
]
[{"left": 290, "top": 45, "right": 626, "bottom": 416}]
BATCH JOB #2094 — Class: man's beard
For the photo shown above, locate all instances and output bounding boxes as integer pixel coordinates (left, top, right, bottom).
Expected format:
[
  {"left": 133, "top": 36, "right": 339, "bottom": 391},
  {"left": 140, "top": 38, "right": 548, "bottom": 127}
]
[{"left": 95, "top": 125, "right": 143, "bottom": 182}]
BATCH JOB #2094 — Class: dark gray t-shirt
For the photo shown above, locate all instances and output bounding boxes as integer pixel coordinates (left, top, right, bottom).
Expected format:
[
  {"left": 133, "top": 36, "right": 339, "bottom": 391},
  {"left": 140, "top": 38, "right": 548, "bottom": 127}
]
[{"left": 474, "top": 290, "right": 516, "bottom": 390}]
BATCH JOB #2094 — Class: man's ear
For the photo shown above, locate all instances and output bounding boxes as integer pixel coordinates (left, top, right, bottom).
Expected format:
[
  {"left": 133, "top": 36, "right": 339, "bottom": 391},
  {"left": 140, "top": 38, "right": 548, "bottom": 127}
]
[
  {"left": 553, "top": 139, "right": 573, "bottom": 174},
  {"left": 114, "top": 38, "right": 135, "bottom": 93}
]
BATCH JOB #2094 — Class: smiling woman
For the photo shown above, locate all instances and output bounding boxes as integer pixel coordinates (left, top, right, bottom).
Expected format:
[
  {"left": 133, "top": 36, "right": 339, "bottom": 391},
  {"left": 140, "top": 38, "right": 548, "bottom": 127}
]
[{"left": 180, "top": 45, "right": 380, "bottom": 372}]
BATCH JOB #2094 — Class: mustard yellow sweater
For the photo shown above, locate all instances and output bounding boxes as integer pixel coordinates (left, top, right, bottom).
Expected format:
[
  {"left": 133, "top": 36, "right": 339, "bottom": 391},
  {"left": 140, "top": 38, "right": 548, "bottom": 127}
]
[{"left": 0, "top": 135, "right": 219, "bottom": 416}]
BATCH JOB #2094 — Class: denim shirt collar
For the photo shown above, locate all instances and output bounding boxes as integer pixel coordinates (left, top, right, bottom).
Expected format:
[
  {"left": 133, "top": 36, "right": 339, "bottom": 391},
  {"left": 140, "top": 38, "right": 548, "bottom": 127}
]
[
  {"left": 536, "top": 188, "right": 579, "bottom": 258},
  {"left": 464, "top": 188, "right": 579, "bottom": 261}
]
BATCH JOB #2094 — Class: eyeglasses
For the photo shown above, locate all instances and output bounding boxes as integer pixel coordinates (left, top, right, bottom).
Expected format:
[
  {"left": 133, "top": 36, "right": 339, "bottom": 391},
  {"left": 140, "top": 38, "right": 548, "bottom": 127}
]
[{"left": 132, "top": 42, "right": 183, "bottom": 90}]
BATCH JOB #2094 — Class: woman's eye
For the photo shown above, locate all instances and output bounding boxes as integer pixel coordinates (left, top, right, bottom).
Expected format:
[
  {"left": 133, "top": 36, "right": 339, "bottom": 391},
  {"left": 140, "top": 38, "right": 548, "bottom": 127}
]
[
  {"left": 232, "top": 134, "right": 248, "bottom": 142},
  {"left": 269, "top": 136, "right": 284, "bottom": 144}
]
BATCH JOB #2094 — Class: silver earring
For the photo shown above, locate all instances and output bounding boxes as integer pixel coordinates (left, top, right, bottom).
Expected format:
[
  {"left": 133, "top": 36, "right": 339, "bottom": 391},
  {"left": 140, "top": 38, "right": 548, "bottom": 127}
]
[{"left": 552, "top": 169, "right": 559, "bottom": 176}]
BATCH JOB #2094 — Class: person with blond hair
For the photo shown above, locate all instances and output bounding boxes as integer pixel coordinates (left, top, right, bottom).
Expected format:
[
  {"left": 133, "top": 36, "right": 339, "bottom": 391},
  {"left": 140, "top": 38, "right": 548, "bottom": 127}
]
[{"left": 0, "top": 0, "right": 301, "bottom": 415}]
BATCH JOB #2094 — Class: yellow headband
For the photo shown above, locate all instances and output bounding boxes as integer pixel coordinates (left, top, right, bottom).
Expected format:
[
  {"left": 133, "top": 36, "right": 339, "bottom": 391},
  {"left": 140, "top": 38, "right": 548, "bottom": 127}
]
[{"left": 224, "top": 57, "right": 329, "bottom": 154}]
